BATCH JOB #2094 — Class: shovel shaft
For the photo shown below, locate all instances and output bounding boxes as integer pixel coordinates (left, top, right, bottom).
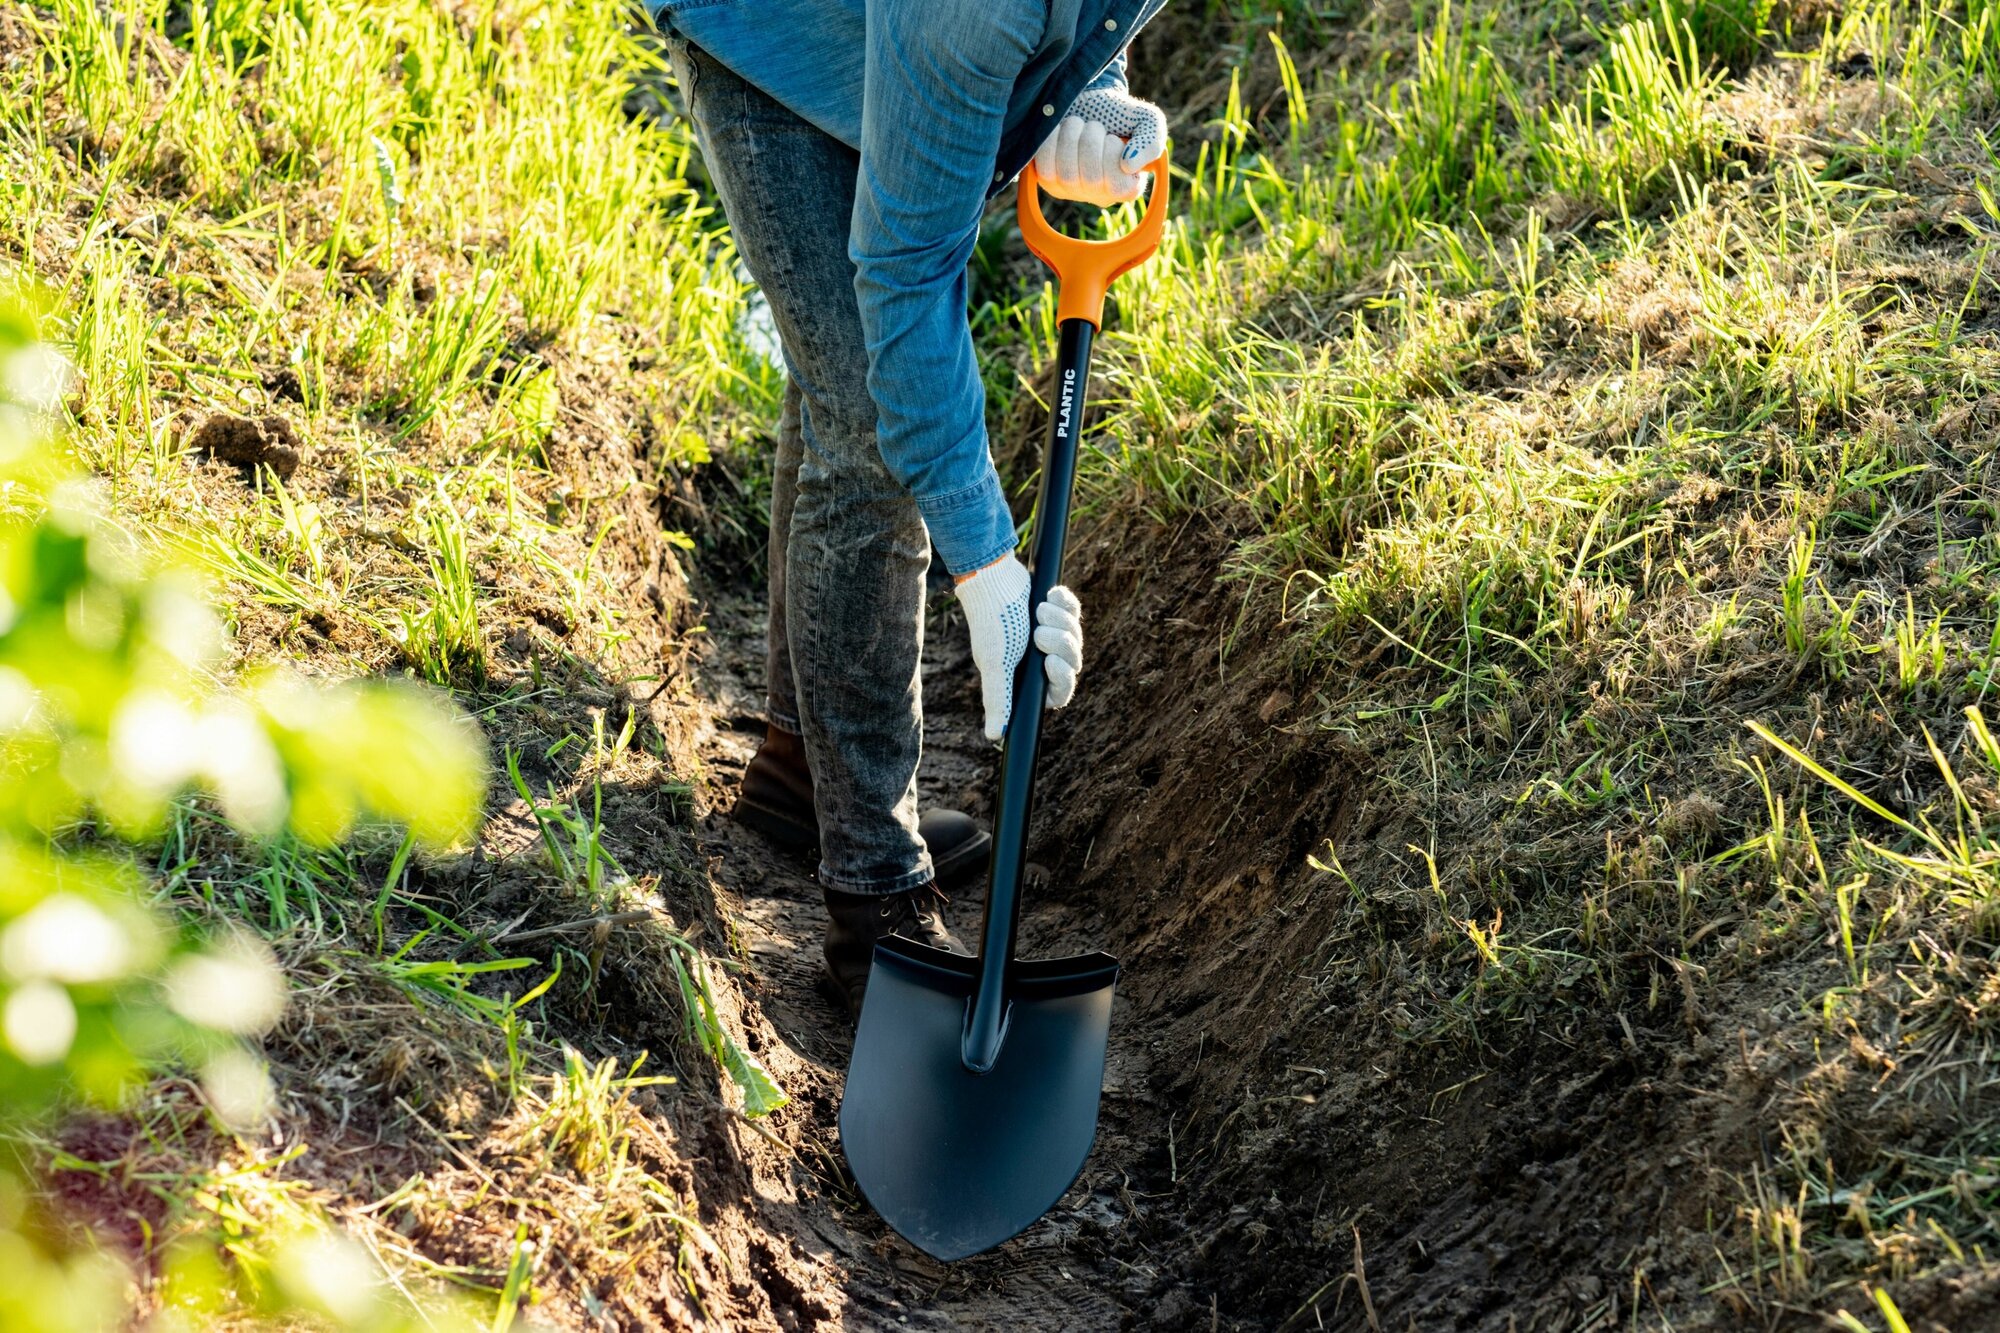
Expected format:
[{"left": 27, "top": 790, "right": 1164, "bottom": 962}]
[{"left": 961, "top": 317, "right": 1094, "bottom": 1074}]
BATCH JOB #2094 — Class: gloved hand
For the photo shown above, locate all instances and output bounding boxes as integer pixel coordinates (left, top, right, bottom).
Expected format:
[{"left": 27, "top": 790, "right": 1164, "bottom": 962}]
[
  {"left": 1032, "top": 86, "right": 1167, "bottom": 206},
  {"left": 954, "top": 554, "right": 1084, "bottom": 742}
]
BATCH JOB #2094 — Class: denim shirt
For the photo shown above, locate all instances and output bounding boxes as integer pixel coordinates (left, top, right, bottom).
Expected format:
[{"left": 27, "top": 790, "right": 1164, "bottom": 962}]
[{"left": 646, "top": 0, "right": 1166, "bottom": 575}]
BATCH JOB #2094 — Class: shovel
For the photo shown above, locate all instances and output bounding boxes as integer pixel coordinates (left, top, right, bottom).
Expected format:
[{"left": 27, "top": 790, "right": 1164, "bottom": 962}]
[{"left": 839, "top": 149, "right": 1172, "bottom": 1262}]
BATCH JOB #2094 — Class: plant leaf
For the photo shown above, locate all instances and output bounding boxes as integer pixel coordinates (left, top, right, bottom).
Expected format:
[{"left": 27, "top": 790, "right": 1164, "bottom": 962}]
[
  {"left": 666, "top": 943, "right": 788, "bottom": 1118},
  {"left": 717, "top": 1027, "right": 788, "bottom": 1118}
]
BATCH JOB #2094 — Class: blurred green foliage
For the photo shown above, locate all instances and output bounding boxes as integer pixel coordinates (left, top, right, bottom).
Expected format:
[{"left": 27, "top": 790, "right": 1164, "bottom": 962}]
[{"left": 0, "top": 292, "right": 488, "bottom": 1326}]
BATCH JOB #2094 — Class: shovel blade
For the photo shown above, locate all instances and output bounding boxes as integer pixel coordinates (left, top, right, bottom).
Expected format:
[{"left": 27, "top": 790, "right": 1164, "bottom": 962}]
[{"left": 839, "top": 937, "right": 1118, "bottom": 1261}]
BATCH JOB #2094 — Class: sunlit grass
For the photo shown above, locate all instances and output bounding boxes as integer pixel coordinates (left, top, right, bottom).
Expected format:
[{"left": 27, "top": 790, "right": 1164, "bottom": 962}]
[
  {"left": 1, "top": 0, "right": 774, "bottom": 1323},
  {"left": 1056, "top": 0, "right": 2000, "bottom": 1310}
]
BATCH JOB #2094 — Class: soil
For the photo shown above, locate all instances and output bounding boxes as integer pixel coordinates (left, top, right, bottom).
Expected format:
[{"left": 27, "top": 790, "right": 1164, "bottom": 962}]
[
  {"left": 187, "top": 411, "right": 304, "bottom": 479},
  {"left": 652, "top": 516, "right": 1739, "bottom": 1332},
  {"left": 650, "top": 499, "right": 2000, "bottom": 1332}
]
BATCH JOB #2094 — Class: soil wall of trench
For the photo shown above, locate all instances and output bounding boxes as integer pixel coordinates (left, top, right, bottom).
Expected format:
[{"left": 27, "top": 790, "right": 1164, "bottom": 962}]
[
  {"left": 1001, "top": 514, "right": 1717, "bottom": 1331},
  {"left": 652, "top": 501, "right": 1802, "bottom": 1332}
]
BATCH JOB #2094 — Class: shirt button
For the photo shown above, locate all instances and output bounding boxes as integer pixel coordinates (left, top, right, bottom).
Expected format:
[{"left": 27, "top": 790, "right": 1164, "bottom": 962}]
[
  {"left": 994, "top": 171, "right": 1005, "bottom": 182},
  {"left": 1042, "top": 104, "right": 1055, "bottom": 115},
  {"left": 1105, "top": 18, "right": 1118, "bottom": 28}
]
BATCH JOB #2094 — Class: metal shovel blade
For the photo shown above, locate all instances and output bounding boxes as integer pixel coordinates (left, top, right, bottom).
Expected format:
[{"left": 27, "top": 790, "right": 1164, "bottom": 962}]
[{"left": 840, "top": 936, "right": 1119, "bottom": 1261}]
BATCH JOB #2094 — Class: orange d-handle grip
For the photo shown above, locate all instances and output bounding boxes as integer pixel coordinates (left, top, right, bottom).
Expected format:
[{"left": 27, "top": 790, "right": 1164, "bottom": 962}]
[{"left": 1016, "top": 150, "right": 1169, "bottom": 328}]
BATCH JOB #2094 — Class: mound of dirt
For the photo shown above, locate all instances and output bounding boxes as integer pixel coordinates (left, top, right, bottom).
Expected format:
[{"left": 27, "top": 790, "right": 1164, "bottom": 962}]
[{"left": 188, "top": 412, "right": 304, "bottom": 480}]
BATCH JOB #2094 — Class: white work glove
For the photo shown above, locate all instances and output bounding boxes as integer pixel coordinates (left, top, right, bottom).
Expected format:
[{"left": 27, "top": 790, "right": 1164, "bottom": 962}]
[
  {"left": 1032, "top": 86, "right": 1167, "bottom": 206},
  {"left": 954, "top": 554, "right": 1084, "bottom": 742}
]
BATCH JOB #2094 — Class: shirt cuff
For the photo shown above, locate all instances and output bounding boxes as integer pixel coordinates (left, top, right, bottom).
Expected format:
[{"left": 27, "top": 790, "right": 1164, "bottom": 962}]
[
  {"left": 915, "top": 466, "right": 1019, "bottom": 577},
  {"left": 1083, "top": 49, "right": 1129, "bottom": 95}
]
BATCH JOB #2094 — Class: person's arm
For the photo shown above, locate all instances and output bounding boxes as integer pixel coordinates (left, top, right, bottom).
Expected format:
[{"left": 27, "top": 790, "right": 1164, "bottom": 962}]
[
  {"left": 850, "top": 0, "right": 1042, "bottom": 578},
  {"left": 850, "top": 4, "right": 1148, "bottom": 737}
]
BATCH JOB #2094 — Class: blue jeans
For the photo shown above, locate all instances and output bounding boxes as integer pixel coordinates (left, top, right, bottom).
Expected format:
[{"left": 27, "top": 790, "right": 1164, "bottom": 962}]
[{"left": 669, "top": 38, "right": 933, "bottom": 894}]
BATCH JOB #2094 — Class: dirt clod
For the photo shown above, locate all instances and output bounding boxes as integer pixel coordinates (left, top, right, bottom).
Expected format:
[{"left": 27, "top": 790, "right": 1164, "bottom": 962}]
[
  {"left": 189, "top": 412, "right": 303, "bottom": 479},
  {"left": 263, "top": 366, "right": 304, "bottom": 403}
]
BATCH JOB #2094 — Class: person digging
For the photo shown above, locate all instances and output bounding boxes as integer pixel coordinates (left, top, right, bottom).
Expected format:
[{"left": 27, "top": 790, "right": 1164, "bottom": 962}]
[{"left": 643, "top": 1, "right": 1168, "bottom": 1019}]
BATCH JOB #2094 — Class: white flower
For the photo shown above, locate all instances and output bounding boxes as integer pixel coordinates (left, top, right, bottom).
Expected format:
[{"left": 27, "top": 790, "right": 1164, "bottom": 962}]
[
  {"left": 195, "top": 702, "right": 287, "bottom": 834},
  {"left": 0, "top": 666, "right": 36, "bottom": 731},
  {"left": 200, "top": 1046, "right": 275, "bottom": 1130},
  {"left": 109, "top": 692, "right": 201, "bottom": 794},
  {"left": 144, "top": 581, "right": 224, "bottom": 671},
  {"left": 272, "top": 1230, "right": 386, "bottom": 1325}
]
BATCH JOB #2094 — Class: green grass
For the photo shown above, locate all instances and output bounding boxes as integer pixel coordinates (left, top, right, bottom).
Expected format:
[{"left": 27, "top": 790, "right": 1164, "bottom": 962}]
[
  {"left": 8, "top": 0, "right": 2000, "bottom": 1322},
  {"left": 1, "top": 0, "right": 774, "bottom": 1323},
  {"left": 401, "top": 487, "right": 486, "bottom": 686},
  {"left": 505, "top": 745, "right": 628, "bottom": 907},
  {"left": 1053, "top": 0, "right": 2000, "bottom": 1312}
]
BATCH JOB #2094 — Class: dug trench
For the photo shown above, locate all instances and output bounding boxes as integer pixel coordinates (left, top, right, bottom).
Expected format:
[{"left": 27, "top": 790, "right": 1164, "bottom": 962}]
[
  {"left": 47, "top": 267, "right": 1973, "bottom": 1332},
  {"left": 605, "top": 42, "right": 1784, "bottom": 1333},
  {"left": 626, "top": 493, "right": 1823, "bottom": 1330},
  {"left": 48, "top": 338, "right": 1975, "bottom": 1329}
]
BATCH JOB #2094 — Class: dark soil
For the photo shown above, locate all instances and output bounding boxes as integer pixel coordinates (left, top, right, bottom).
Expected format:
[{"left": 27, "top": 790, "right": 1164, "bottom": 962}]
[
  {"left": 187, "top": 411, "right": 304, "bottom": 479},
  {"left": 670, "top": 501, "right": 2000, "bottom": 1332},
  {"left": 668, "top": 518, "right": 1687, "bottom": 1331}
]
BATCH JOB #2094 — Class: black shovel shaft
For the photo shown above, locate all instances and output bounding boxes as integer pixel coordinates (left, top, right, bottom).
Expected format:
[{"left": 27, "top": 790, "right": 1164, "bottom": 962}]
[{"left": 962, "top": 317, "right": 1094, "bottom": 1074}]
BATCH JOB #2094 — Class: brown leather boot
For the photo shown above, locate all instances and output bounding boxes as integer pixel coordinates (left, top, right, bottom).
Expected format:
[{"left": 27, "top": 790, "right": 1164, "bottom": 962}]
[
  {"left": 821, "top": 882, "right": 962, "bottom": 1022},
  {"left": 733, "top": 724, "right": 818, "bottom": 848},
  {"left": 732, "top": 724, "right": 992, "bottom": 889}
]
